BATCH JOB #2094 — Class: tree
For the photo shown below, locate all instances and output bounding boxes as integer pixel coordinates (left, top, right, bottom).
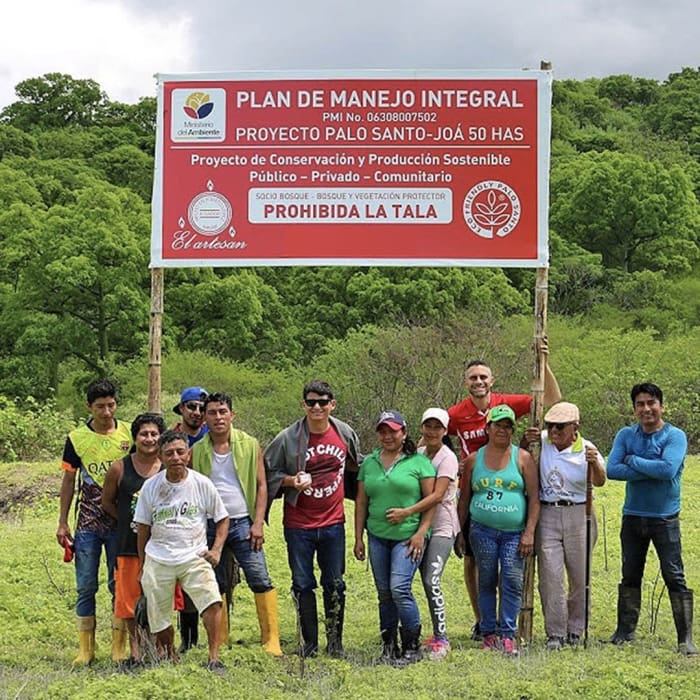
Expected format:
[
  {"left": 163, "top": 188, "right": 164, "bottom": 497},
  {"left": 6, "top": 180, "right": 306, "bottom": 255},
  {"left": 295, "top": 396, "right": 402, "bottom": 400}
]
[
  {"left": 3, "top": 182, "right": 151, "bottom": 381},
  {"left": 0, "top": 73, "right": 108, "bottom": 130},
  {"left": 92, "top": 144, "right": 154, "bottom": 201},
  {"left": 550, "top": 151, "right": 700, "bottom": 273},
  {"left": 165, "top": 270, "right": 301, "bottom": 368},
  {"left": 645, "top": 68, "right": 700, "bottom": 158},
  {"left": 0, "top": 124, "right": 37, "bottom": 160},
  {"left": 597, "top": 74, "right": 660, "bottom": 109},
  {"left": 547, "top": 231, "right": 607, "bottom": 316}
]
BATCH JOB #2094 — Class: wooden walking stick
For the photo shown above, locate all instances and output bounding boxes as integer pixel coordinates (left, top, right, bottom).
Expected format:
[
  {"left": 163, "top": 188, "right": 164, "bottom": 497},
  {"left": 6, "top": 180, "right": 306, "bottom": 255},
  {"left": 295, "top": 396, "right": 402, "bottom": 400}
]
[{"left": 584, "top": 460, "right": 593, "bottom": 647}]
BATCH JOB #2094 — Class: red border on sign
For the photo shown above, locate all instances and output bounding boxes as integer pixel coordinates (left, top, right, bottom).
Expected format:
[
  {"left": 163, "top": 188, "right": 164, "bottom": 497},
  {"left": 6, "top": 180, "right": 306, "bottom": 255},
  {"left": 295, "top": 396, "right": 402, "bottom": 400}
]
[{"left": 151, "top": 70, "right": 551, "bottom": 267}]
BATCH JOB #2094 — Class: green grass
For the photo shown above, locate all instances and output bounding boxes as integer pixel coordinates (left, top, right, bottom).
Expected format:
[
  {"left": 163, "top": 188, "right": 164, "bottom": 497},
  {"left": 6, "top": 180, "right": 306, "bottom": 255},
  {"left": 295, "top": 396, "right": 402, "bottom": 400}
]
[{"left": 0, "top": 459, "right": 698, "bottom": 699}]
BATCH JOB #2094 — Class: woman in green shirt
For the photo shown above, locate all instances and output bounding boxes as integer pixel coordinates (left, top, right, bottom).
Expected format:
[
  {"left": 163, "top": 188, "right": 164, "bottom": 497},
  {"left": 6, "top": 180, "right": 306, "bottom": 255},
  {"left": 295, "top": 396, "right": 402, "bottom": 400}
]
[{"left": 354, "top": 410, "right": 436, "bottom": 666}]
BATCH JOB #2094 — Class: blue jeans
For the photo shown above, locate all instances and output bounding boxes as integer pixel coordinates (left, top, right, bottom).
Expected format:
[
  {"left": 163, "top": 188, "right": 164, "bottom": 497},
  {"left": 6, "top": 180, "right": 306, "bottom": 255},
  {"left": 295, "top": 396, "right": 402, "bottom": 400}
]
[
  {"left": 73, "top": 528, "right": 118, "bottom": 617},
  {"left": 368, "top": 532, "right": 423, "bottom": 632},
  {"left": 284, "top": 523, "right": 346, "bottom": 599},
  {"left": 207, "top": 517, "right": 273, "bottom": 594},
  {"left": 469, "top": 520, "right": 524, "bottom": 640},
  {"left": 620, "top": 514, "right": 688, "bottom": 592}
]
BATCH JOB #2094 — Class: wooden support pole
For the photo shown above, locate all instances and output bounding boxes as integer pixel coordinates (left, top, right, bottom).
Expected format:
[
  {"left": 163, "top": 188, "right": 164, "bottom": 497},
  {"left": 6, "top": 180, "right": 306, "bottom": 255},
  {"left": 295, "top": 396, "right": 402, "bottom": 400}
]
[
  {"left": 147, "top": 267, "right": 163, "bottom": 413},
  {"left": 517, "top": 57, "right": 553, "bottom": 648},
  {"left": 518, "top": 266, "right": 549, "bottom": 645}
]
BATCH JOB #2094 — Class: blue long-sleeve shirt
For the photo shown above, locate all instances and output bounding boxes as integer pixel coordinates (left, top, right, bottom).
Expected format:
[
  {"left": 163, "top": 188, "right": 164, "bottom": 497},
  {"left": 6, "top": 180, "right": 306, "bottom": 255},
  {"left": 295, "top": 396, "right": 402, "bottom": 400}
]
[{"left": 607, "top": 422, "right": 687, "bottom": 517}]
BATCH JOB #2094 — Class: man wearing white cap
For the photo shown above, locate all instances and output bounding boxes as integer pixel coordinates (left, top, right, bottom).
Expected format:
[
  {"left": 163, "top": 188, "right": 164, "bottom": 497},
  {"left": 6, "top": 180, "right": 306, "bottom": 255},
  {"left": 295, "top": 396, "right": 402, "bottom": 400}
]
[{"left": 521, "top": 401, "right": 606, "bottom": 650}]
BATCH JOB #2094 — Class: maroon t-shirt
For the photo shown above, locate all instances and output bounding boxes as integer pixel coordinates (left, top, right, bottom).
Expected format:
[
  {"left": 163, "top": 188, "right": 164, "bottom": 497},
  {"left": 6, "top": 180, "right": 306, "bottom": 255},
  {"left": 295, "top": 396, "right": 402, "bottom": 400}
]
[{"left": 283, "top": 425, "right": 347, "bottom": 529}]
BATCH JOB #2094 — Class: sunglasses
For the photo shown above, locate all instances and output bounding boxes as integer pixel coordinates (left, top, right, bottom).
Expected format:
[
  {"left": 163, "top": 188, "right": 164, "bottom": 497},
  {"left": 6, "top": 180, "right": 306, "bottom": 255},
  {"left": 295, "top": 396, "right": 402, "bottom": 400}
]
[
  {"left": 304, "top": 398, "right": 332, "bottom": 407},
  {"left": 184, "top": 402, "right": 205, "bottom": 412},
  {"left": 546, "top": 421, "right": 574, "bottom": 431}
]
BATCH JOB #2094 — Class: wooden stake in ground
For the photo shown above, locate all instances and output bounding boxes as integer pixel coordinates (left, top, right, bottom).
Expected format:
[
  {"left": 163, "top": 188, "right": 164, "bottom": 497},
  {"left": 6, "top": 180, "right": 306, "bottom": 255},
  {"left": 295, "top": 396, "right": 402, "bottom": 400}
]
[
  {"left": 518, "top": 57, "right": 553, "bottom": 647},
  {"left": 147, "top": 267, "right": 163, "bottom": 413},
  {"left": 518, "top": 266, "right": 549, "bottom": 645}
]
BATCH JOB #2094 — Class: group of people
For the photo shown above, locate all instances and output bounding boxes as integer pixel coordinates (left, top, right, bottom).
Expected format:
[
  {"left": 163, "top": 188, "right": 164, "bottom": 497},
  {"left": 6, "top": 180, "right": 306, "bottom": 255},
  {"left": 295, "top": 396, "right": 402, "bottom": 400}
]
[{"left": 56, "top": 366, "right": 697, "bottom": 673}]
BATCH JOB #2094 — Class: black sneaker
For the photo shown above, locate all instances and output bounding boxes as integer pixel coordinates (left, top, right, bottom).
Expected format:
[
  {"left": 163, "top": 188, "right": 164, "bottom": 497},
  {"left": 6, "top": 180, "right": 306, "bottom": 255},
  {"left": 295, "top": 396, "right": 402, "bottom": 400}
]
[
  {"left": 566, "top": 633, "right": 581, "bottom": 646},
  {"left": 206, "top": 659, "right": 226, "bottom": 675},
  {"left": 470, "top": 622, "right": 483, "bottom": 642}
]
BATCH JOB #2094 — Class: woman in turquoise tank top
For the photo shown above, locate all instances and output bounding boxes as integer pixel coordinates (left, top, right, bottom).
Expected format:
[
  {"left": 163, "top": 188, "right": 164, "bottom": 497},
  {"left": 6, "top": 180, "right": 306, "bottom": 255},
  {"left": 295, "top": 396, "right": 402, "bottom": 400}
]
[{"left": 456, "top": 405, "right": 539, "bottom": 656}]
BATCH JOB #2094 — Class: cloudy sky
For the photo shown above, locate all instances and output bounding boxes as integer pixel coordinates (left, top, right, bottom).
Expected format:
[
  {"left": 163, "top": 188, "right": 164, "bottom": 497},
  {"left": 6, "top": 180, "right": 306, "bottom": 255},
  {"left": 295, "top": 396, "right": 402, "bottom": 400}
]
[{"left": 1, "top": 0, "right": 697, "bottom": 110}]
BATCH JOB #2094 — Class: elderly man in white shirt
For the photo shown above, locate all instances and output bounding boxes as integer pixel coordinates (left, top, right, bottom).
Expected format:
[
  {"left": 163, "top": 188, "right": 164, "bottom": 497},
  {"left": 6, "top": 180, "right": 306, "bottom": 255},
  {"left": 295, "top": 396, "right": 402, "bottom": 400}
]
[
  {"left": 135, "top": 430, "right": 229, "bottom": 672},
  {"left": 521, "top": 402, "right": 606, "bottom": 651}
]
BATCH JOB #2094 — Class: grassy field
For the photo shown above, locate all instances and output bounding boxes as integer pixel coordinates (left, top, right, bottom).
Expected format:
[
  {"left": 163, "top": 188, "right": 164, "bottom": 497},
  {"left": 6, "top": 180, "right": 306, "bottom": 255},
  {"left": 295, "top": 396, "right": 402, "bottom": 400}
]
[{"left": 0, "top": 458, "right": 698, "bottom": 699}]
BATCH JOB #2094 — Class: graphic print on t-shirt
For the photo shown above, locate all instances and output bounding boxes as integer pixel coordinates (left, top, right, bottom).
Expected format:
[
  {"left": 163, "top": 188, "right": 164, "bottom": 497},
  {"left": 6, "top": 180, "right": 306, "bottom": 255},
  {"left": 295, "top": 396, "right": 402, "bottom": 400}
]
[{"left": 284, "top": 425, "right": 347, "bottom": 529}]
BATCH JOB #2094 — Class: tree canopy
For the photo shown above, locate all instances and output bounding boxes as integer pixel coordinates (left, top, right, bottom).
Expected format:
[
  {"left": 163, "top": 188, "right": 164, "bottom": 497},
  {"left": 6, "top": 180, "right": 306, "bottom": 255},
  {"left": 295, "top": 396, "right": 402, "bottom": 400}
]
[{"left": 0, "top": 69, "right": 699, "bottom": 403}]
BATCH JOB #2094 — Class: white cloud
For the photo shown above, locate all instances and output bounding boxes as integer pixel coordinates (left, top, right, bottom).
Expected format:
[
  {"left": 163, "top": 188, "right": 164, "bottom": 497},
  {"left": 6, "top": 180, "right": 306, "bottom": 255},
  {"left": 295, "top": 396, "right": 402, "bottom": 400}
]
[
  {"left": 0, "top": 0, "right": 193, "bottom": 109},
  {"left": 2, "top": 0, "right": 699, "bottom": 113}
]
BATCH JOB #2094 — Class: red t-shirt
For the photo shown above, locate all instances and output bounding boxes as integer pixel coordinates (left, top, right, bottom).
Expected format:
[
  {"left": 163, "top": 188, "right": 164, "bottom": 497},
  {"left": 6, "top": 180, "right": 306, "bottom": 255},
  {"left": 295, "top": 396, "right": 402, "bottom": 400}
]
[
  {"left": 448, "top": 392, "right": 532, "bottom": 459},
  {"left": 283, "top": 425, "right": 347, "bottom": 529}
]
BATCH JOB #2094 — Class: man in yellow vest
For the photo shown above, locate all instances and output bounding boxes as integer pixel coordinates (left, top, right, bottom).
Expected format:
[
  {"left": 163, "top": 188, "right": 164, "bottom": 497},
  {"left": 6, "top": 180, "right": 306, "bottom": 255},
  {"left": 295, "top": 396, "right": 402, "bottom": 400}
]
[
  {"left": 191, "top": 391, "right": 282, "bottom": 655},
  {"left": 56, "top": 379, "right": 132, "bottom": 665}
]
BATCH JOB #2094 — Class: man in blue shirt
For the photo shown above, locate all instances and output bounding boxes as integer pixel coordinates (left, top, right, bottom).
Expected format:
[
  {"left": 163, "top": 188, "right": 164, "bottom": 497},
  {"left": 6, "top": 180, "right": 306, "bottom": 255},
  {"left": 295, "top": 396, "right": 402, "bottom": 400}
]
[{"left": 606, "top": 383, "right": 696, "bottom": 655}]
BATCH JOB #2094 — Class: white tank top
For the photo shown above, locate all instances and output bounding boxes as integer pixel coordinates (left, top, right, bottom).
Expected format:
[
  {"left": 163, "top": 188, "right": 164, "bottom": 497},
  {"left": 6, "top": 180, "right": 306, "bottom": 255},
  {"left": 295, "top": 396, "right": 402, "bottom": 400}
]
[{"left": 210, "top": 451, "right": 249, "bottom": 518}]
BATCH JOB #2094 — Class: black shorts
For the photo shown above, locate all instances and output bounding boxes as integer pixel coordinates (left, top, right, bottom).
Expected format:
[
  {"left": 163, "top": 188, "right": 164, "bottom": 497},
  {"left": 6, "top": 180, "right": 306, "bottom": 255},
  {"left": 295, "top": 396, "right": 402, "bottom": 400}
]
[{"left": 461, "top": 515, "right": 474, "bottom": 558}]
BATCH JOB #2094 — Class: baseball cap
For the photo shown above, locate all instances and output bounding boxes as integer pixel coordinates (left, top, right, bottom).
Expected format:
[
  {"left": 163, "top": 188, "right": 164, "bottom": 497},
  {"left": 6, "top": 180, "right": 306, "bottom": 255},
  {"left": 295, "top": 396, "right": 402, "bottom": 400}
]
[
  {"left": 375, "top": 410, "right": 407, "bottom": 431},
  {"left": 544, "top": 402, "right": 580, "bottom": 423},
  {"left": 486, "top": 404, "right": 516, "bottom": 425},
  {"left": 173, "top": 386, "right": 208, "bottom": 414},
  {"left": 421, "top": 408, "right": 449, "bottom": 430}
]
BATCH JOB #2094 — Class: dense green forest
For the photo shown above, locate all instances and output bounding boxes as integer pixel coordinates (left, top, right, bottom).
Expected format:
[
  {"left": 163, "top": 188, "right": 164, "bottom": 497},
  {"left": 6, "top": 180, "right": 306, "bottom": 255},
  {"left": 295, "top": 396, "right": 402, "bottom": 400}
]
[{"left": 1, "top": 71, "right": 699, "bottom": 456}]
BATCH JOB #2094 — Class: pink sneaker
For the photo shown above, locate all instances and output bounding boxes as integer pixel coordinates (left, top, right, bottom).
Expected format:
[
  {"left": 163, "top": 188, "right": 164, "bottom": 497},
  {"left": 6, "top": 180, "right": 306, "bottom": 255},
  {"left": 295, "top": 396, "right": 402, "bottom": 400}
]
[
  {"left": 428, "top": 638, "right": 450, "bottom": 660},
  {"left": 501, "top": 637, "right": 519, "bottom": 657},
  {"left": 481, "top": 634, "right": 499, "bottom": 651}
]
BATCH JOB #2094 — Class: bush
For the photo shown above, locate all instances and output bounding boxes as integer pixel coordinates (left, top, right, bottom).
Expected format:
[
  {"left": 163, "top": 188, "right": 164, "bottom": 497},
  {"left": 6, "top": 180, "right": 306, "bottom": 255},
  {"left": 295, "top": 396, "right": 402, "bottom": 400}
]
[{"left": 0, "top": 396, "right": 76, "bottom": 461}]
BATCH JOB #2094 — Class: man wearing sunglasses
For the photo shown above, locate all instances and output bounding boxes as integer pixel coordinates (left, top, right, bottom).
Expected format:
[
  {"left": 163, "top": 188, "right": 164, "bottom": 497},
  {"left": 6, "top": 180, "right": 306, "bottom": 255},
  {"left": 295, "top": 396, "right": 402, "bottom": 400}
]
[
  {"left": 173, "top": 386, "right": 209, "bottom": 447},
  {"left": 264, "top": 380, "right": 362, "bottom": 658},
  {"left": 172, "top": 386, "right": 209, "bottom": 653},
  {"left": 521, "top": 402, "right": 606, "bottom": 650}
]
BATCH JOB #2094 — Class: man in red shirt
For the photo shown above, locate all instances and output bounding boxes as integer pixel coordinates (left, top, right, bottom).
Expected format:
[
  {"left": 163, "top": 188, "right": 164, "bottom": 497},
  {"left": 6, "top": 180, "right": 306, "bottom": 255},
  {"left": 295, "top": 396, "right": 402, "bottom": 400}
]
[
  {"left": 264, "top": 380, "right": 361, "bottom": 658},
  {"left": 450, "top": 356, "right": 560, "bottom": 639}
]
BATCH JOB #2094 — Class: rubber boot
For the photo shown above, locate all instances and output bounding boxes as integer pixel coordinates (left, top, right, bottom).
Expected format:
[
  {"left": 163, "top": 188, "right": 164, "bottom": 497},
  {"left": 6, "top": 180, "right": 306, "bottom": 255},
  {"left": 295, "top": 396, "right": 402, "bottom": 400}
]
[
  {"left": 178, "top": 610, "right": 199, "bottom": 653},
  {"left": 323, "top": 590, "right": 345, "bottom": 658},
  {"left": 669, "top": 590, "right": 698, "bottom": 656},
  {"left": 295, "top": 590, "right": 319, "bottom": 657},
  {"left": 218, "top": 593, "right": 230, "bottom": 649},
  {"left": 395, "top": 625, "right": 423, "bottom": 666},
  {"left": 72, "top": 615, "right": 96, "bottom": 666},
  {"left": 378, "top": 627, "right": 400, "bottom": 664},
  {"left": 254, "top": 589, "right": 283, "bottom": 656},
  {"left": 606, "top": 585, "right": 641, "bottom": 644},
  {"left": 111, "top": 616, "right": 128, "bottom": 662}
]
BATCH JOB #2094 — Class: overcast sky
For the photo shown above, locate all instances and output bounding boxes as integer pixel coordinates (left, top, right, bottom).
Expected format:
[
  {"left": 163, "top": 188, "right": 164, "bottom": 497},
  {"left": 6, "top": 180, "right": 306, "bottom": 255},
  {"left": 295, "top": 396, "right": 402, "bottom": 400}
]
[{"left": 1, "top": 0, "right": 697, "bottom": 110}]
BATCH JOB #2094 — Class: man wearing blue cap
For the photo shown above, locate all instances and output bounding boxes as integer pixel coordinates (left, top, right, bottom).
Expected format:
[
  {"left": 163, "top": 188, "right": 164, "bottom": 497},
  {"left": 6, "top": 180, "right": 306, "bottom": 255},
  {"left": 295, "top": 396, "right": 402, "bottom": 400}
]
[
  {"left": 172, "top": 386, "right": 209, "bottom": 652},
  {"left": 173, "top": 387, "right": 209, "bottom": 447}
]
